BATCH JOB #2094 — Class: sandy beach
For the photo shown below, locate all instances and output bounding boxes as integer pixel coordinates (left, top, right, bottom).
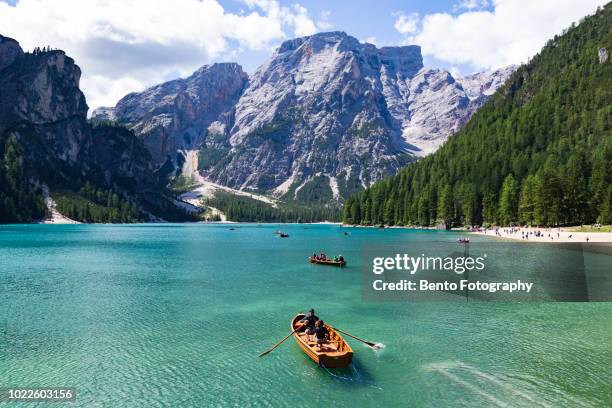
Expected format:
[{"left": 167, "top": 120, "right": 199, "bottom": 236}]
[{"left": 471, "top": 227, "right": 612, "bottom": 243}]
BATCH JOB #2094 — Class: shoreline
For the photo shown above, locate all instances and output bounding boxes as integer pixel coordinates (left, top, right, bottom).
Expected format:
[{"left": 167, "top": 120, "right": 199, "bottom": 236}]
[
  {"left": 470, "top": 227, "right": 612, "bottom": 243},
  {"left": 7, "top": 220, "right": 344, "bottom": 226}
]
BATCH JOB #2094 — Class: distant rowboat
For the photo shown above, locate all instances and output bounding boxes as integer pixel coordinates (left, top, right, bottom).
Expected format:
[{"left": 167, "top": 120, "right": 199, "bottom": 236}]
[
  {"left": 291, "top": 313, "right": 353, "bottom": 368},
  {"left": 308, "top": 256, "right": 346, "bottom": 267}
]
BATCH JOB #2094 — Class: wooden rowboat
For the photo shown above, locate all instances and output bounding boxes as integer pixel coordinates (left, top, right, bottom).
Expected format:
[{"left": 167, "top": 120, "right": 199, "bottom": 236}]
[
  {"left": 308, "top": 256, "right": 346, "bottom": 267},
  {"left": 291, "top": 313, "right": 353, "bottom": 368}
]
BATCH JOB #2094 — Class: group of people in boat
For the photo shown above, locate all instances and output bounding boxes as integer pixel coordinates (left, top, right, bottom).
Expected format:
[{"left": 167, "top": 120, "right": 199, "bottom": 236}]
[
  {"left": 297, "top": 309, "right": 330, "bottom": 350},
  {"left": 312, "top": 253, "right": 344, "bottom": 263}
]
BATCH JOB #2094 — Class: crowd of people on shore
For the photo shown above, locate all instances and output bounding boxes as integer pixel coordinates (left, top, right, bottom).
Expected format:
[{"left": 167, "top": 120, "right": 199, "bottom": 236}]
[{"left": 470, "top": 226, "right": 591, "bottom": 242}]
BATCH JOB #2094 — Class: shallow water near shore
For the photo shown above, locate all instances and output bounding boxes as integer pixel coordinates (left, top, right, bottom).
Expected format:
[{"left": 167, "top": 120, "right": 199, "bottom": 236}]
[{"left": 1, "top": 224, "right": 611, "bottom": 407}]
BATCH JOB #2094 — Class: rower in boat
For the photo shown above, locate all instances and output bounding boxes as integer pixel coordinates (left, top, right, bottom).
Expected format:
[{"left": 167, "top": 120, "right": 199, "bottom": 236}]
[
  {"left": 259, "top": 313, "right": 381, "bottom": 367},
  {"left": 291, "top": 313, "right": 353, "bottom": 368},
  {"left": 296, "top": 308, "right": 319, "bottom": 340},
  {"left": 314, "top": 320, "right": 330, "bottom": 351},
  {"left": 309, "top": 253, "right": 346, "bottom": 266}
]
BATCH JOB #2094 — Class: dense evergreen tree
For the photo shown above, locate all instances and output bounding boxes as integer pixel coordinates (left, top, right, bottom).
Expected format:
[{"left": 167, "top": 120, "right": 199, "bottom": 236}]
[
  {"left": 343, "top": 5, "right": 611, "bottom": 227},
  {"left": 53, "top": 182, "right": 141, "bottom": 223},
  {"left": 0, "top": 133, "right": 47, "bottom": 222},
  {"left": 204, "top": 191, "right": 341, "bottom": 223},
  {"left": 498, "top": 175, "right": 518, "bottom": 225}
]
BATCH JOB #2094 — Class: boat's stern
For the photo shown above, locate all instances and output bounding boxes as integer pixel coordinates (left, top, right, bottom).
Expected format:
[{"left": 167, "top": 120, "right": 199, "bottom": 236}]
[{"left": 320, "top": 351, "right": 353, "bottom": 368}]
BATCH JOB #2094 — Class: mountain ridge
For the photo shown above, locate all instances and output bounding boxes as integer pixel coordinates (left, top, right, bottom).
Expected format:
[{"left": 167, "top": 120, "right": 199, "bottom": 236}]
[{"left": 94, "top": 31, "right": 514, "bottom": 204}]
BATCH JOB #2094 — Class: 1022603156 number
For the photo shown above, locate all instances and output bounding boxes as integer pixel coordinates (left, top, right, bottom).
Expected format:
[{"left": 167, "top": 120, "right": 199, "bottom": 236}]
[{"left": 0, "top": 388, "right": 76, "bottom": 402}]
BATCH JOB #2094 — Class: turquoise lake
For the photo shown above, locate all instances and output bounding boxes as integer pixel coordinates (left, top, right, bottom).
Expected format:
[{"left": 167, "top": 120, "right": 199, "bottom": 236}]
[{"left": 1, "top": 224, "right": 611, "bottom": 407}]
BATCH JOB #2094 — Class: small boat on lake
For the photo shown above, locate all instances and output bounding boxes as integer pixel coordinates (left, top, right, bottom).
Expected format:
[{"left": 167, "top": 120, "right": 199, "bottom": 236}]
[
  {"left": 457, "top": 237, "right": 470, "bottom": 244},
  {"left": 280, "top": 232, "right": 289, "bottom": 238},
  {"left": 309, "top": 256, "right": 346, "bottom": 267},
  {"left": 291, "top": 313, "right": 353, "bottom": 368}
]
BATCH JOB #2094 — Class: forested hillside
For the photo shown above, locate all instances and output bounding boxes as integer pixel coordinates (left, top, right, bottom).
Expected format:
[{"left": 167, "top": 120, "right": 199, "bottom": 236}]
[
  {"left": 343, "top": 5, "right": 611, "bottom": 227},
  {"left": 203, "top": 191, "right": 341, "bottom": 223},
  {"left": 0, "top": 133, "right": 47, "bottom": 222}
]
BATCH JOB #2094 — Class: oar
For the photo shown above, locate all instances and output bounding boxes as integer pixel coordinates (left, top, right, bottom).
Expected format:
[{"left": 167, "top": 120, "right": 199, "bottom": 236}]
[
  {"left": 259, "top": 329, "right": 298, "bottom": 357},
  {"left": 333, "top": 327, "right": 381, "bottom": 350}
]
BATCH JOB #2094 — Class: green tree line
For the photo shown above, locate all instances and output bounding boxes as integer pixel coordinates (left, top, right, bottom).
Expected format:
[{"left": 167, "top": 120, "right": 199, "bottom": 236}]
[
  {"left": 54, "top": 182, "right": 141, "bottom": 223},
  {"left": 343, "top": 5, "right": 611, "bottom": 227},
  {"left": 0, "top": 133, "right": 48, "bottom": 222},
  {"left": 203, "top": 191, "right": 341, "bottom": 223}
]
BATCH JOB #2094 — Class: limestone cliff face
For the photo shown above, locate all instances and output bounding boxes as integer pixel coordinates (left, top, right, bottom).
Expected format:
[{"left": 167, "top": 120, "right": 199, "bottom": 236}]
[
  {"left": 209, "top": 32, "right": 514, "bottom": 200},
  {"left": 0, "top": 34, "right": 191, "bottom": 221},
  {"left": 94, "top": 31, "right": 515, "bottom": 203},
  {"left": 94, "top": 63, "right": 248, "bottom": 166},
  {"left": 0, "top": 36, "right": 88, "bottom": 163},
  {"left": 0, "top": 35, "right": 22, "bottom": 71}
]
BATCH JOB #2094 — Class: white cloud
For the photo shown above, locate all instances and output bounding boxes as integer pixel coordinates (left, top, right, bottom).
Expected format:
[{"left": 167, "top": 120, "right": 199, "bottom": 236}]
[
  {"left": 453, "top": 0, "right": 489, "bottom": 12},
  {"left": 393, "top": 12, "right": 420, "bottom": 35},
  {"left": 395, "top": 0, "right": 607, "bottom": 72},
  {"left": 289, "top": 5, "right": 318, "bottom": 36},
  {"left": 0, "top": 0, "right": 319, "bottom": 109},
  {"left": 363, "top": 37, "right": 378, "bottom": 46},
  {"left": 317, "top": 10, "right": 333, "bottom": 30}
]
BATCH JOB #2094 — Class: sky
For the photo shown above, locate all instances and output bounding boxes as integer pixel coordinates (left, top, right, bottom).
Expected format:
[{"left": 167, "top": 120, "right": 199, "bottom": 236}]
[{"left": 0, "top": 0, "right": 606, "bottom": 110}]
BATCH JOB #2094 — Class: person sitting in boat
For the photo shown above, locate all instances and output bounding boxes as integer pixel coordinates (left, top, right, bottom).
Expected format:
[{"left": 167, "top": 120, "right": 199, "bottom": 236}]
[
  {"left": 338, "top": 255, "right": 344, "bottom": 263},
  {"left": 314, "top": 320, "right": 329, "bottom": 350},
  {"left": 298, "top": 309, "right": 319, "bottom": 340}
]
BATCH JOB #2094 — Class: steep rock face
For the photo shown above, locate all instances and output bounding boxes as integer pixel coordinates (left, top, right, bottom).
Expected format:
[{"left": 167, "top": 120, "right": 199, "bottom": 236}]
[
  {"left": 210, "top": 32, "right": 513, "bottom": 199},
  {"left": 101, "top": 63, "right": 248, "bottom": 165},
  {"left": 215, "top": 32, "right": 416, "bottom": 199},
  {"left": 457, "top": 65, "right": 517, "bottom": 100},
  {"left": 0, "top": 34, "right": 191, "bottom": 221},
  {"left": 0, "top": 41, "right": 88, "bottom": 164},
  {"left": 96, "top": 31, "right": 514, "bottom": 202},
  {"left": 0, "top": 35, "right": 22, "bottom": 71}
]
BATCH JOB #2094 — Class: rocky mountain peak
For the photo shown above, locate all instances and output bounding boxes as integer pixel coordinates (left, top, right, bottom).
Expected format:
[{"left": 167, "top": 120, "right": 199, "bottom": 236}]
[
  {"left": 94, "top": 31, "right": 515, "bottom": 204},
  {"left": 0, "top": 35, "right": 23, "bottom": 71},
  {"left": 458, "top": 65, "right": 517, "bottom": 100},
  {"left": 0, "top": 38, "right": 87, "bottom": 138},
  {"left": 99, "top": 62, "right": 248, "bottom": 165}
]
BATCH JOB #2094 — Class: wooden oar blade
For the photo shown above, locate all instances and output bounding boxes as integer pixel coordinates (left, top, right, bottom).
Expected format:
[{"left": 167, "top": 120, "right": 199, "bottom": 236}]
[
  {"left": 258, "top": 329, "right": 297, "bottom": 358},
  {"left": 333, "top": 326, "right": 381, "bottom": 351}
]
